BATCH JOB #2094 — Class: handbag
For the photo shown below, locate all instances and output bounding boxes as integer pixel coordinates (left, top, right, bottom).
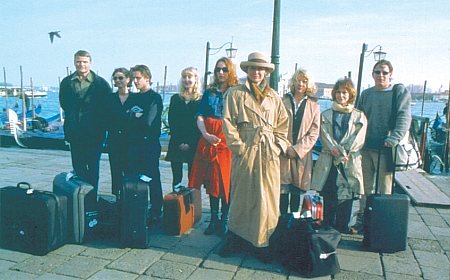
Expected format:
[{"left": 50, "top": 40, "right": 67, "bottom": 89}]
[{"left": 390, "top": 84, "right": 421, "bottom": 171}]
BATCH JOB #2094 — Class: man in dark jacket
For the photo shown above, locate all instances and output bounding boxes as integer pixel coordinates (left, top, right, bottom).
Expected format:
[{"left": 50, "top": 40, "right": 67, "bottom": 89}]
[{"left": 59, "top": 50, "right": 111, "bottom": 191}]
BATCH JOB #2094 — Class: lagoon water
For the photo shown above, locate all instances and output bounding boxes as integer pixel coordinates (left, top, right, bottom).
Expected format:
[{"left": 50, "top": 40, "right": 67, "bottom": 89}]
[{"left": 1, "top": 90, "right": 447, "bottom": 124}]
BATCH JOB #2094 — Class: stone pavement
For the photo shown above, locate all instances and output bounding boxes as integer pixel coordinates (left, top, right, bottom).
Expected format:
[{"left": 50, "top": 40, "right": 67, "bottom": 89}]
[{"left": 0, "top": 146, "right": 449, "bottom": 280}]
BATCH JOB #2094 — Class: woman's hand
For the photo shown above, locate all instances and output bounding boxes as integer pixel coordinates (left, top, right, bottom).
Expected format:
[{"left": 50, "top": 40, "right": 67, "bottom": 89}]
[
  {"left": 285, "top": 146, "right": 298, "bottom": 159},
  {"left": 331, "top": 146, "right": 341, "bottom": 157},
  {"left": 331, "top": 146, "right": 349, "bottom": 162},
  {"left": 203, "top": 133, "right": 221, "bottom": 146}
]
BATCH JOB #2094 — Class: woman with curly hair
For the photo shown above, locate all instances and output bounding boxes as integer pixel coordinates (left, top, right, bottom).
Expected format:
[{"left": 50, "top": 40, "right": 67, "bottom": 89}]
[
  {"left": 165, "top": 67, "right": 202, "bottom": 189},
  {"left": 189, "top": 57, "right": 238, "bottom": 236},
  {"left": 279, "top": 69, "right": 321, "bottom": 215}
]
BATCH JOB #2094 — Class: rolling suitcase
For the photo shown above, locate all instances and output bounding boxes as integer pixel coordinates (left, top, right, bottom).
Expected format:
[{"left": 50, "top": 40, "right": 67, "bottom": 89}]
[
  {"left": 0, "top": 182, "right": 67, "bottom": 256},
  {"left": 53, "top": 172, "right": 98, "bottom": 244},
  {"left": 119, "top": 177, "right": 149, "bottom": 248},
  {"left": 163, "top": 190, "right": 195, "bottom": 235},
  {"left": 363, "top": 148, "right": 410, "bottom": 252}
]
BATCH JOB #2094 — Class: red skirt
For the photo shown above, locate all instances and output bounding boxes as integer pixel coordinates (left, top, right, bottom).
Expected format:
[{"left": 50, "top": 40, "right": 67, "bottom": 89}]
[{"left": 188, "top": 118, "right": 231, "bottom": 203}]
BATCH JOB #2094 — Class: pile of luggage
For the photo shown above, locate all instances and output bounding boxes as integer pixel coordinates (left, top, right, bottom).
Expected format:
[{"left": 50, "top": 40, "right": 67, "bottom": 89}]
[{"left": 0, "top": 172, "right": 201, "bottom": 256}]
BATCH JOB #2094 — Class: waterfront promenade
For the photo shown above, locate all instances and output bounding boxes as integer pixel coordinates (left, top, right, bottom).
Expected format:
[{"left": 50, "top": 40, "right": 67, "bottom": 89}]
[{"left": 0, "top": 146, "right": 449, "bottom": 279}]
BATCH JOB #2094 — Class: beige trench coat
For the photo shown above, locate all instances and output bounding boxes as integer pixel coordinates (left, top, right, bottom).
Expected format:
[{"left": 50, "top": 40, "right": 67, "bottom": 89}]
[
  {"left": 280, "top": 94, "right": 320, "bottom": 191},
  {"left": 311, "top": 108, "right": 367, "bottom": 199},
  {"left": 223, "top": 82, "right": 289, "bottom": 247}
]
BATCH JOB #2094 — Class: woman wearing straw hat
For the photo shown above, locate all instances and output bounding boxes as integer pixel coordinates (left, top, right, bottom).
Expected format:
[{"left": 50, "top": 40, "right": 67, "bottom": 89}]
[{"left": 220, "top": 51, "right": 290, "bottom": 262}]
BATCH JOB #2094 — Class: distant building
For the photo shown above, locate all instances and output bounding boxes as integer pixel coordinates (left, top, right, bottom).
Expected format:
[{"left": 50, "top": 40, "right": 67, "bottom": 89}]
[{"left": 316, "top": 82, "right": 334, "bottom": 99}]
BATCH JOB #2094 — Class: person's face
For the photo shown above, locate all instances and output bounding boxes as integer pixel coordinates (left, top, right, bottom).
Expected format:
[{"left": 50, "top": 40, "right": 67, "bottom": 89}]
[
  {"left": 214, "top": 61, "right": 229, "bottom": 84},
  {"left": 335, "top": 87, "right": 350, "bottom": 106},
  {"left": 133, "top": 71, "right": 150, "bottom": 91},
  {"left": 372, "top": 64, "right": 392, "bottom": 89},
  {"left": 294, "top": 76, "right": 308, "bottom": 96},
  {"left": 113, "top": 72, "right": 129, "bottom": 90},
  {"left": 74, "top": 55, "right": 91, "bottom": 76},
  {"left": 182, "top": 72, "right": 197, "bottom": 89},
  {"left": 247, "top": 66, "right": 266, "bottom": 84}
]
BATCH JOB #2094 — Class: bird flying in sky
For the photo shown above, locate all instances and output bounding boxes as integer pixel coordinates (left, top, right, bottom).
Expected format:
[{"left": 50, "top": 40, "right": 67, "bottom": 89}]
[{"left": 48, "top": 31, "right": 61, "bottom": 43}]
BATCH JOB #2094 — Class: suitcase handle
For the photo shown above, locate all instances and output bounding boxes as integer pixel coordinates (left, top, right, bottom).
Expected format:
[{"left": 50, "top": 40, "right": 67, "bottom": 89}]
[{"left": 16, "top": 182, "right": 31, "bottom": 189}]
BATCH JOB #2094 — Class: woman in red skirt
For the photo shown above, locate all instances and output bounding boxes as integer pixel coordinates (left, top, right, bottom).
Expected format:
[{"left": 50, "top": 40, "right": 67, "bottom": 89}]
[{"left": 189, "top": 57, "right": 238, "bottom": 236}]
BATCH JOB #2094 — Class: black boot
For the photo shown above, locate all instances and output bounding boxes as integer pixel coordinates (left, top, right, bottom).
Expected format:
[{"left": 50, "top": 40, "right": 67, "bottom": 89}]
[
  {"left": 205, "top": 196, "right": 219, "bottom": 235},
  {"left": 218, "top": 199, "right": 229, "bottom": 237},
  {"left": 290, "top": 193, "right": 301, "bottom": 213},
  {"left": 280, "top": 194, "right": 289, "bottom": 215}
]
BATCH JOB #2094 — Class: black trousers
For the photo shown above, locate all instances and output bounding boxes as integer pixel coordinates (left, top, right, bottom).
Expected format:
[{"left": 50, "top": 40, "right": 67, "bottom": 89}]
[
  {"left": 127, "top": 140, "right": 163, "bottom": 218},
  {"left": 320, "top": 166, "right": 353, "bottom": 233},
  {"left": 108, "top": 139, "right": 128, "bottom": 196},
  {"left": 69, "top": 140, "right": 102, "bottom": 190},
  {"left": 170, "top": 161, "right": 193, "bottom": 187}
]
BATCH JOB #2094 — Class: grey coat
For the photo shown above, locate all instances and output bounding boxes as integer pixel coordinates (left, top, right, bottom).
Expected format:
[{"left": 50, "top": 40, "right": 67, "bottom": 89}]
[{"left": 311, "top": 108, "right": 367, "bottom": 200}]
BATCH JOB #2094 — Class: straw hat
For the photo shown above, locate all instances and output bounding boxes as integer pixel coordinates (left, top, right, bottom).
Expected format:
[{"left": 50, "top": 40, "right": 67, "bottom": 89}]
[{"left": 240, "top": 51, "right": 275, "bottom": 74}]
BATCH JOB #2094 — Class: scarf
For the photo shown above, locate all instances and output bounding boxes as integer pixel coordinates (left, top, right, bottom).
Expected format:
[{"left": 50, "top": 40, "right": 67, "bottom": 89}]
[
  {"left": 249, "top": 79, "right": 271, "bottom": 104},
  {"left": 332, "top": 101, "right": 354, "bottom": 113}
]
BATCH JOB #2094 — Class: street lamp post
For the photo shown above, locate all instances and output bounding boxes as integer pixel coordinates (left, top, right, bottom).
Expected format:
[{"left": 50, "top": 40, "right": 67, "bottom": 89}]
[
  {"left": 355, "top": 43, "right": 386, "bottom": 104},
  {"left": 203, "top": 40, "right": 237, "bottom": 91}
]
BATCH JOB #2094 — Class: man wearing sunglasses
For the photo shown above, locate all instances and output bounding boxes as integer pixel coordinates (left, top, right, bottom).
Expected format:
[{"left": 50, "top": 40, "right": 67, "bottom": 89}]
[
  {"left": 352, "top": 59, "right": 411, "bottom": 234},
  {"left": 59, "top": 50, "right": 111, "bottom": 193}
]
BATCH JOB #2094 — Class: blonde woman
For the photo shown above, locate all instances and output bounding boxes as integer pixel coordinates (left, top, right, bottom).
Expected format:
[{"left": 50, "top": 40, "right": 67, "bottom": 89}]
[
  {"left": 279, "top": 69, "right": 320, "bottom": 215},
  {"left": 165, "top": 67, "right": 202, "bottom": 189}
]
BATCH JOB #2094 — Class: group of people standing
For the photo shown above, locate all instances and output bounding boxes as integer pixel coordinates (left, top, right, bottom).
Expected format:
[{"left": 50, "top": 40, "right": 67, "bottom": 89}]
[{"left": 59, "top": 49, "right": 411, "bottom": 262}]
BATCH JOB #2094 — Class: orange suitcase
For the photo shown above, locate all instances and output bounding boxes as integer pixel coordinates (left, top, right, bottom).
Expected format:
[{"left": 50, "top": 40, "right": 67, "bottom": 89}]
[{"left": 163, "top": 192, "right": 194, "bottom": 235}]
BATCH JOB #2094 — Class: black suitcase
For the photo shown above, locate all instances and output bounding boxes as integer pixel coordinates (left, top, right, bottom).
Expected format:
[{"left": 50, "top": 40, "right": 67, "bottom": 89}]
[
  {"left": 119, "top": 177, "right": 149, "bottom": 248},
  {"left": 53, "top": 172, "right": 98, "bottom": 244},
  {"left": 363, "top": 148, "right": 410, "bottom": 252},
  {"left": 0, "top": 182, "right": 67, "bottom": 256}
]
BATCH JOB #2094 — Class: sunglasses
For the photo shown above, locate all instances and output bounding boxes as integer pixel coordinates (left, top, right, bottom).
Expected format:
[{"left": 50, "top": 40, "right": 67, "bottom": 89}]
[
  {"left": 113, "top": 76, "right": 125, "bottom": 81},
  {"left": 373, "top": 70, "right": 389, "bottom": 75},
  {"left": 214, "top": 67, "right": 229, "bottom": 73}
]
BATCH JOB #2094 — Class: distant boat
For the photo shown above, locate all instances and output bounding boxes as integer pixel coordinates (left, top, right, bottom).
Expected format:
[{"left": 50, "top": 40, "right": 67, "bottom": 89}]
[{"left": 0, "top": 87, "right": 47, "bottom": 98}]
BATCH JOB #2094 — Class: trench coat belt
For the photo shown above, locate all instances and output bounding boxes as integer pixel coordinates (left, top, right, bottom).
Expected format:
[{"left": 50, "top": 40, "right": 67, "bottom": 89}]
[{"left": 239, "top": 126, "right": 278, "bottom": 160}]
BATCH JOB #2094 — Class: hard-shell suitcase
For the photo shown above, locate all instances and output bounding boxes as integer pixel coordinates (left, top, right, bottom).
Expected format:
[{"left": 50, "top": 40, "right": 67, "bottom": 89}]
[
  {"left": 363, "top": 148, "right": 410, "bottom": 253},
  {"left": 0, "top": 182, "right": 67, "bottom": 256},
  {"left": 119, "top": 177, "right": 149, "bottom": 248},
  {"left": 53, "top": 172, "right": 97, "bottom": 244},
  {"left": 174, "top": 185, "right": 202, "bottom": 225},
  {"left": 163, "top": 190, "right": 195, "bottom": 235}
]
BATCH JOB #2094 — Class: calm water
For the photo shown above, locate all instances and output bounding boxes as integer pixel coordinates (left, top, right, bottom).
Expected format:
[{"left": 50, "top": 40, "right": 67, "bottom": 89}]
[{"left": 1, "top": 91, "right": 447, "bottom": 124}]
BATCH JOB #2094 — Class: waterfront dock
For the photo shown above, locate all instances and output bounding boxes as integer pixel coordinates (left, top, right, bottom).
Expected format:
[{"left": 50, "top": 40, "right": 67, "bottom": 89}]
[{"left": 0, "top": 147, "right": 449, "bottom": 279}]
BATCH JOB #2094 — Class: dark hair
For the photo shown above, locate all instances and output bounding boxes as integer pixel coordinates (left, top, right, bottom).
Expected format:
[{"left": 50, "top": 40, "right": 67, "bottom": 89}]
[
  {"left": 74, "top": 50, "right": 91, "bottom": 61},
  {"left": 372, "top": 59, "right": 393, "bottom": 74},
  {"left": 331, "top": 78, "right": 356, "bottom": 105},
  {"left": 131, "top": 64, "right": 152, "bottom": 80},
  {"left": 112, "top": 67, "right": 132, "bottom": 87},
  {"left": 210, "top": 57, "right": 239, "bottom": 91}
]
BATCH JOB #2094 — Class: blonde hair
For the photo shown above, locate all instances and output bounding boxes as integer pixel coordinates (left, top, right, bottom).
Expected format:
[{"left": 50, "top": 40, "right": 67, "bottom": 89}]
[
  {"left": 289, "top": 68, "right": 317, "bottom": 97},
  {"left": 179, "top": 67, "right": 202, "bottom": 101}
]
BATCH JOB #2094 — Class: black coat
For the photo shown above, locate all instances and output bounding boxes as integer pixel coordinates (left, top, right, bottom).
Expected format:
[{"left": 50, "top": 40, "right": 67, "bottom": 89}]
[
  {"left": 59, "top": 72, "right": 111, "bottom": 144},
  {"left": 165, "top": 94, "right": 201, "bottom": 163}
]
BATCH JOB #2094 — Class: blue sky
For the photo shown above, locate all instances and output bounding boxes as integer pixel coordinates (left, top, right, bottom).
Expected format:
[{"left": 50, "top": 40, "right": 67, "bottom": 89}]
[{"left": 1, "top": 0, "right": 449, "bottom": 92}]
